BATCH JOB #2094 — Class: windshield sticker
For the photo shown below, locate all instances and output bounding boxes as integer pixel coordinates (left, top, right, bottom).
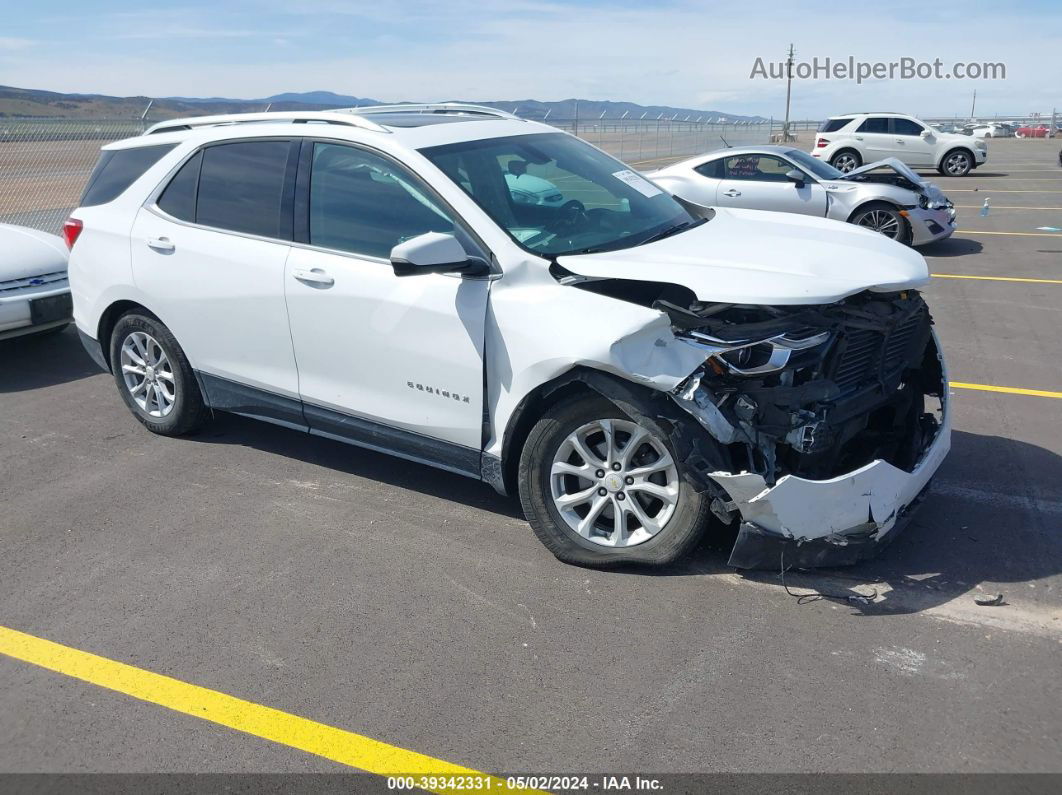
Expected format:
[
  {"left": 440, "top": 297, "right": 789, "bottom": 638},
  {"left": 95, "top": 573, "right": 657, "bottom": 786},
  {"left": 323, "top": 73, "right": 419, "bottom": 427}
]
[{"left": 612, "top": 169, "right": 663, "bottom": 198}]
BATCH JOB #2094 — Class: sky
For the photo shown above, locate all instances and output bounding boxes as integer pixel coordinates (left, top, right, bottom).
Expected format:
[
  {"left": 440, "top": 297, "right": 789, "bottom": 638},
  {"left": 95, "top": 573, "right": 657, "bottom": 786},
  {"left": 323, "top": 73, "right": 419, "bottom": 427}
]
[{"left": 1, "top": 0, "right": 1059, "bottom": 119}]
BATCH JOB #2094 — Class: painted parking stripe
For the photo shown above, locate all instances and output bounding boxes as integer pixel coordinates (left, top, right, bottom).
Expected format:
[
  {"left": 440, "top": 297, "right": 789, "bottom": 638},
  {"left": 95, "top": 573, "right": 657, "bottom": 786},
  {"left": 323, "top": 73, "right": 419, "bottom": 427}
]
[
  {"left": 0, "top": 625, "right": 532, "bottom": 792},
  {"left": 950, "top": 382, "right": 1062, "bottom": 399},
  {"left": 947, "top": 189, "right": 1062, "bottom": 193},
  {"left": 953, "top": 205, "right": 1062, "bottom": 210},
  {"left": 956, "top": 230, "right": 1062, "bottom": 237},
  {"left": 931, "top": 273, "right": 1062, "bottom": 284}
]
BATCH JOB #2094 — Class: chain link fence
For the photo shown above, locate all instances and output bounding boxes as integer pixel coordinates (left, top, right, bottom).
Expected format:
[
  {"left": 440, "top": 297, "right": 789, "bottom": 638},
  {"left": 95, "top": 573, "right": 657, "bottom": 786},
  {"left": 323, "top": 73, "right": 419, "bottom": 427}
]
[{"left": 0, "top": 115, "right": 779, "bottom": 235}]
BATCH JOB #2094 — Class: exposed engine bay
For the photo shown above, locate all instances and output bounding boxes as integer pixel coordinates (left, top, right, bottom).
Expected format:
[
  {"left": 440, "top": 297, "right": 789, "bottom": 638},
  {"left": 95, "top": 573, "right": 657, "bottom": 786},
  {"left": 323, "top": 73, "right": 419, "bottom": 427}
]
[{"left": 661, "top": 289, "right": 943, "bottom": 486}]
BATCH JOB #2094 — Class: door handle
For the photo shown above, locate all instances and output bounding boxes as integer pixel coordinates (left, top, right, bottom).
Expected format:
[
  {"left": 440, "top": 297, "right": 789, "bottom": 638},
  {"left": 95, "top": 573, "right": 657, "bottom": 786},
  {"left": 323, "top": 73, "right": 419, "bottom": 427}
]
[
  {"left": 854, "top": 136, "right": 863, "bottom": 141},
  {"left": 896, "top": 139, "right": 905, "bottom": 143},
  {"left": 147, "top": 236, "right": 175, "bottom": 253},
  {"left": 723, "top": 189, "right": 742, "bottom": 197},
  {"left": 292, "top": 267, "right": 335, "bottom": 287}
]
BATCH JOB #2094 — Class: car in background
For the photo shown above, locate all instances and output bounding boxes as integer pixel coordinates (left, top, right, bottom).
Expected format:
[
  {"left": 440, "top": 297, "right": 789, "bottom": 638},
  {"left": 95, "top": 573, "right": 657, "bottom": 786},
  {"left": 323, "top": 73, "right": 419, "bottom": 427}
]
[
  {"left": 1015, "top": 124, "right": 1052, "bottom": 138},
  {"left": 503, "top": 159, "right": 566, "bottom": 208},
  {"left": 965, "top": 123, "right": 1013, "bottom": 139},
  {"left": 0, "top": 223, "right": 71, "bottom": 341},
  {"left": 66, "top": 105, "right": 951, "bottom": 570},
  {"left": 648, "top": 146, "right": 955, "bottom": 246},
  {"left": 813, "top": 112, "right": 987, "bottom": 176}
]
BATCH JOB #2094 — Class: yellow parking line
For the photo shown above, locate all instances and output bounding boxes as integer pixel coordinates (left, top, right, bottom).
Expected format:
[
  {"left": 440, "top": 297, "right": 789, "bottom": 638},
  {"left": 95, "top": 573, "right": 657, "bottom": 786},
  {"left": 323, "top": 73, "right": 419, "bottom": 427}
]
[
  {"left": 0, "top": 625, "right": 529, "bottom": 792},
  {"left": 950, "top": 382, "right": 1062, "bottom": 399},
  {"left": 947, "top": 189, "right": 1062, "bottom": 193},
  {"left": 932, "top": 273, "right": 1062, "bottom": 284},
  {"left": 953, "top": 205, "right": 1062, "bottom": 210},
  {"left": 956, "top": 230, "right": 1062, "bottom": 237}
]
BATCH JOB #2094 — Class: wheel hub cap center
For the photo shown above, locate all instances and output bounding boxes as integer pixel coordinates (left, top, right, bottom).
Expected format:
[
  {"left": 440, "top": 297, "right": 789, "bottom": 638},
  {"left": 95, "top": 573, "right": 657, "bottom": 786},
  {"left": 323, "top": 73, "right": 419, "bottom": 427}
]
[{"left": 602, "top": 472, "right": 625, "bottom": 493}]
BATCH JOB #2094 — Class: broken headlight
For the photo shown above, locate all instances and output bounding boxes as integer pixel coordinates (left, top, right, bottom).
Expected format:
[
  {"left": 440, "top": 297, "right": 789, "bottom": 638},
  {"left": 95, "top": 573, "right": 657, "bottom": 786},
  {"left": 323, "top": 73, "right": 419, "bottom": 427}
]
[{"left": 681, "top": 330, "right": 831, "bottom": 376}]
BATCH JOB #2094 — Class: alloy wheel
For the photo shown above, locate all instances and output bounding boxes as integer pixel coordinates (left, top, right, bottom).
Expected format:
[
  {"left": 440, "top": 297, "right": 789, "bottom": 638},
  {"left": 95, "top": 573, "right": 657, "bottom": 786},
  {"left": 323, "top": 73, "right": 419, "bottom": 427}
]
[
  {"left": 833, "top": 153, "right": 859, "bottom": 172},
  {"left": 550, "top": 418, "right": 679, "bottom": 548},
  {"left": 120, "top": 331, "right": 176, "bottom": 418},
  {"left": 855, "top": 209, "right": 902, "bottom": 239},
  {"left": 944, "top": 153, "right": 970, "bottom": 175}
]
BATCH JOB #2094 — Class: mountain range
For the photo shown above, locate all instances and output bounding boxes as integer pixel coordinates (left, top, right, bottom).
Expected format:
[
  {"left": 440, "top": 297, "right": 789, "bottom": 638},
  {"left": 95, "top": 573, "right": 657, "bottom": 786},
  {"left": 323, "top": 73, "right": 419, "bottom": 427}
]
[{"left": 0, "top": 85, "right": 765, "bottom": 123}]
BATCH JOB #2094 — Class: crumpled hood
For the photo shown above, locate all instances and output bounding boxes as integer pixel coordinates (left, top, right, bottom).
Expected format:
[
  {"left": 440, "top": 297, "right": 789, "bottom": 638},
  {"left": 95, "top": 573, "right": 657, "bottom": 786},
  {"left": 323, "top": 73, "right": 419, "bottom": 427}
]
[
  {"left": 557, "top": 207, "right": 930, "bottom": 305},
  {"left": 0, "top": 223, "right": 68, "bottom": 281},
  {"left": 838, "top": 157, "right": 949, "bottom": 204}
]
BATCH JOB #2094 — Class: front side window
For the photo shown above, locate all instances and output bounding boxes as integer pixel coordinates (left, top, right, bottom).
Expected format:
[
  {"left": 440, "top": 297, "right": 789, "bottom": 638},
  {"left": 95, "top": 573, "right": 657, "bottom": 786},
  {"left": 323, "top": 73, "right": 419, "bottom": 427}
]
[
  {"left": 308, "top": 143, "right": 456, "bottom": 259},
  {"left": 785, "top": 149, "right": 842, "bottom": 180},
  {"left": 857, "top": 117, "right": 890, "bottom": 134},
  {"left": 421, "top": 133, "right": 694, "bottom": 256},
  {"left": 722, "top": 154, "right": 792, "bottom": 182},
  {"left": 195, "top": 141, "right": 291, "bottom": 238},
  {"left": 892, "top": 118, "right": 925, "bottom": 136}
]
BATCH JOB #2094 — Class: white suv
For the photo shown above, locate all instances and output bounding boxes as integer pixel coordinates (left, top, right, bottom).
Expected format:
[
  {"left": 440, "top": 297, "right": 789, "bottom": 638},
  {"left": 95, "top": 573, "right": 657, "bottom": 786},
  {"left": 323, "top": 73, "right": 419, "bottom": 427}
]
[
  {"left": 813, "top": 112, "right": 987, "bottom": 176},
  {"left": 67, "top": 105, "right": 950, "bottom": 570}
]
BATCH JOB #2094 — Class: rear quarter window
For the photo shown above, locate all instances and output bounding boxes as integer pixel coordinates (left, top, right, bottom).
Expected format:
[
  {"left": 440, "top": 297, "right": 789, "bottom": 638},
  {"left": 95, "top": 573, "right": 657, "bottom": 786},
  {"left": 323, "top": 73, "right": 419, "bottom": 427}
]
[
  {"left": 694, "top": 159, "right": 724, "bottom": 179},
  {"left": 80, "top": 144, "right": 177, "bottom": 207},
  {"left": 817, "top": 118, "right": 851, "bottom": 133}
]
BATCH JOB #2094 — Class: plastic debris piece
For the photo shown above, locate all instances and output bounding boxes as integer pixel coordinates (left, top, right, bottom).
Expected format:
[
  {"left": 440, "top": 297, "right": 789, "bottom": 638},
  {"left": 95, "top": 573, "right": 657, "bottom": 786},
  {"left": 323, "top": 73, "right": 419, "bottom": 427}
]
[{"left": 974, "top": 593, "right": 1004, "bottom": 606}]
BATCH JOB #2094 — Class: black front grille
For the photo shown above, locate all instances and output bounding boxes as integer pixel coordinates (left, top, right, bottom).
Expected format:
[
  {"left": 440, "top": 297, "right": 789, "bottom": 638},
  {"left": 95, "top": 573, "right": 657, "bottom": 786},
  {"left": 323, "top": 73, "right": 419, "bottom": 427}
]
[{"left": 829, "top": 306, "right": 928, "bottom": 396}]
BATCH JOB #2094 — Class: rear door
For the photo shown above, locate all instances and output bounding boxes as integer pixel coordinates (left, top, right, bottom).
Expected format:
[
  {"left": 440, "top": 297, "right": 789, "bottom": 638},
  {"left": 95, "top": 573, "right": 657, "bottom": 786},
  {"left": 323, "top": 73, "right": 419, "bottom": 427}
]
[
  {"left": 853, "top": 117, "right": 892, "bottom": 162},
  {"left": 131, "top": 139, "right": 302, "bottom": 410},
  {"left": 714, "top": 153, "right": 827, "bottom": 216}
]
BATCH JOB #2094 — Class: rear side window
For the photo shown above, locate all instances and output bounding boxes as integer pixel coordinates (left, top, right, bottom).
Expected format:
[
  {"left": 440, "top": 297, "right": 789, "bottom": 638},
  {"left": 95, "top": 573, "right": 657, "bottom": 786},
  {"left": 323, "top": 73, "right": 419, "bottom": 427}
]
[
  {"left": 80, "top": 144, "right": 176, "bottom": 207},
  {"left": 892, "top": 118, "right": 924, "bottom": 136},
  {"left": 817, "top": 118, "right": 850, "bottom": 133},
  {"left": 856, "top": 117, "right": 890, "bottom": 134},
  {"left": 157, "top": 151, "right": 202, "bottom": 222},
  {"left": 196, "top": 141, "right": 291, "bottom": 238},
  {"left": 694, "top": 159, "right": 724, "bottom": 179}
]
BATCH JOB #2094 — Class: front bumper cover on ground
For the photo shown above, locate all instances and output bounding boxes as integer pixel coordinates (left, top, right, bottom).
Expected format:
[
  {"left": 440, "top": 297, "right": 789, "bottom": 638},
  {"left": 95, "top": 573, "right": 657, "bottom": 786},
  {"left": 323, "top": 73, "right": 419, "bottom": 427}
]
[{"left": 712, "top": 401, "right": 951, "bottom": 569}]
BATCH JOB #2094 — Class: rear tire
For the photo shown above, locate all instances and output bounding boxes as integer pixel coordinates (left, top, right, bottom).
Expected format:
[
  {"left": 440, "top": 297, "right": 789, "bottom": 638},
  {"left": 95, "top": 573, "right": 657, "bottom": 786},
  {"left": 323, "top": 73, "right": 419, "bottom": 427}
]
[
  {"left": 518, "top": 395, "right": 711, "bottom": 568},
  {"left": 830, "top": 149, "right": 862, "bottom": 173},
  {"left": 109, "top": 313, "right": 208, "bottom": 436}
]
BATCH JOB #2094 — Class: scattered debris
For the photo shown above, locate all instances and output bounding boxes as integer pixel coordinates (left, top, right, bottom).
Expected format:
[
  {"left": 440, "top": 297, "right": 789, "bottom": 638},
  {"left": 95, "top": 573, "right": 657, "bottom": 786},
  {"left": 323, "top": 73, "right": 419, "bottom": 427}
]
[{"left": 974, "top": 593, "right": 1004, "bottom": 606}]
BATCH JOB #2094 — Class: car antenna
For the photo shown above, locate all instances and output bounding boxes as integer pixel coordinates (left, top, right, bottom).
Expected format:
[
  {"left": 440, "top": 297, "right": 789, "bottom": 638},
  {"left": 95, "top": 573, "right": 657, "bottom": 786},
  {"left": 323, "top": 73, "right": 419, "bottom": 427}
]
[{"left": 720, "top": 136, "right": 731, "bottom": 148}]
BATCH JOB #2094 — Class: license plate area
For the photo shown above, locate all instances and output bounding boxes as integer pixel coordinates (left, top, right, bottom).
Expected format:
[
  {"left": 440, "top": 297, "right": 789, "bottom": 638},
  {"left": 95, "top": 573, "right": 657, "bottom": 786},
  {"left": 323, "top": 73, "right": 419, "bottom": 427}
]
[{"left": 29, "top": 293, "right": 73, "bottom": 325}]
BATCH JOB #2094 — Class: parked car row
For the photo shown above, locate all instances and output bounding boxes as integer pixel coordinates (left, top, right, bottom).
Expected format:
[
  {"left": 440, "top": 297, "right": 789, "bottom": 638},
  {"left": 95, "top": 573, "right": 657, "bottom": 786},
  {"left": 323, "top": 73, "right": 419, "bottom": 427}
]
[{"left": 57, "top": 104, "right": 951, "bottom": 571}]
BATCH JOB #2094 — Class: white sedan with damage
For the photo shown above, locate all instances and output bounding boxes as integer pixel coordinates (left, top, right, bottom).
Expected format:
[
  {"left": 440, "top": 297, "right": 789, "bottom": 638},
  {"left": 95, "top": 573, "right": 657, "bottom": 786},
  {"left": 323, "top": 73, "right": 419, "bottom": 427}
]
[
  {"left": 647, "top": 146, "right": 956, "bottom": 246},
  {"left": 0, "top": 223, "right": 72, "bottom": 341}
]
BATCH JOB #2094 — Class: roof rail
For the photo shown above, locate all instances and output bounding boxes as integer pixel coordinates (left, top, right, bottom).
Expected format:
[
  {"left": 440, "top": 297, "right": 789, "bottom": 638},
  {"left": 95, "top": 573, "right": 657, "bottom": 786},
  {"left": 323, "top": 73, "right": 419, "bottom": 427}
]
[
  {"left": 348, "top": 103, "right": 524, "bottom": 121},
  {"left": 143, "top": 110, "right": 390, "bottom": 136}
]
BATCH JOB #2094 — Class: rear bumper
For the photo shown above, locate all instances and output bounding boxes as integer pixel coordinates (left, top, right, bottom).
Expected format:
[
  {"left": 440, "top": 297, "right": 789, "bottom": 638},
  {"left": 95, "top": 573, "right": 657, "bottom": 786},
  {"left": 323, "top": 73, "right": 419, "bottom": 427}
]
[{"left": 77, "top": 328, "right": 109, "bottom": 372}]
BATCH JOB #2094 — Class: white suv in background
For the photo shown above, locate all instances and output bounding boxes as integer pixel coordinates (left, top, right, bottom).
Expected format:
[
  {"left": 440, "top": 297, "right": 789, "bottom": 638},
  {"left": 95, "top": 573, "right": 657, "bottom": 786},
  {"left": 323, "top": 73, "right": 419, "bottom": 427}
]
[
  {"left": 813, "top": 112, "right": 987, "bottom": 176},
  {"left": 66, "top": 105, "right": 950, "bottom": 571}
]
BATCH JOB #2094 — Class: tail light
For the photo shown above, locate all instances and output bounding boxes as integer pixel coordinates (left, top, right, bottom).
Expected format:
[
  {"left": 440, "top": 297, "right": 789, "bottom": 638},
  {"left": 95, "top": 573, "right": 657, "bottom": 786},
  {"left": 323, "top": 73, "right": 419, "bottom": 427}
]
[
  {"left": 816, "top": 137, "right": 829, "bottom": 148},
  {"left": 62, "top": 217, "right": 83, "bottom": 249}
]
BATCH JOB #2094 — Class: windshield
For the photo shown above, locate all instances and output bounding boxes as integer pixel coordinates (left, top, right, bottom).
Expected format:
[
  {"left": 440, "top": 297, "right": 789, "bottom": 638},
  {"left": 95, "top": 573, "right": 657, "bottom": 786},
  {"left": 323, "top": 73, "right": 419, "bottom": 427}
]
[
  {"left": 785, "top": 149, "right": 844, "bottom": 181},
  {"left": 420, "top": 132, "right": 695, "bottom": 256}
]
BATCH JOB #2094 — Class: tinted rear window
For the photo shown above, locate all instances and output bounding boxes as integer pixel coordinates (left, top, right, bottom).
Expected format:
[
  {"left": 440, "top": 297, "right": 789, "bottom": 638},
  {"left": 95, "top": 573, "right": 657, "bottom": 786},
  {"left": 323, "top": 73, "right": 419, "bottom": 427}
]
[
  {"left": 195, "top": 141, "right": 291, "bottom": 238},
  {"left": 818, "top": 118, "right": 850, "bottom": 133},
  {"left": 80, "top": 144, "right": 176, "bottom": 207},
  {"left": 856, "top": 117, "right": 890, "bottom": 134},
  {"left": 157, "top": 151, "right": 202, "bottom": 222}
]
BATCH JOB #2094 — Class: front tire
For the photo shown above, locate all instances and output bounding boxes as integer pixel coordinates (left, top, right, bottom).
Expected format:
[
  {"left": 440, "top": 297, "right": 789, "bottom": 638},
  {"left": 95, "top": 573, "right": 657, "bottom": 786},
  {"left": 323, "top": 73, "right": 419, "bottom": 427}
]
[
  {"left": 109, "top": 313, "right": 208, "bottom": 436},
  {"left": 850, "top": 202, "right": 911, "bottom": 244},
  {"left": 518, "top": 396, "right": 711, "bottom": 567},
  {"left": 939, "top": 149, "right": 973, "bottom": 176}
]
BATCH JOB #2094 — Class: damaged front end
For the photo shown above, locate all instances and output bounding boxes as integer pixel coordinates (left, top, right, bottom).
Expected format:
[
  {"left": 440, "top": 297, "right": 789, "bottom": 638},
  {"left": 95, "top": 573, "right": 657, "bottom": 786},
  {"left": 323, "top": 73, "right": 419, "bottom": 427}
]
[{"left": 662, "top": 289, "right": 950, "bottom": 569}]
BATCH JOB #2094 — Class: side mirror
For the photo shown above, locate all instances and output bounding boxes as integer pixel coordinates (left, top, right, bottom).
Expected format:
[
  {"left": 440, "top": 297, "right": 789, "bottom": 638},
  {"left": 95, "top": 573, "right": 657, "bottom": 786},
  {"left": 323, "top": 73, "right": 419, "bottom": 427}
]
[
  {"left": 785, "top": 169, "right": 806, "bottom": 188},
  {"left": 920, "top": 129, "right": 932, "bottom": 139},
  {"left": 390, "top": 232, "right": 488, "bottom": 278}
]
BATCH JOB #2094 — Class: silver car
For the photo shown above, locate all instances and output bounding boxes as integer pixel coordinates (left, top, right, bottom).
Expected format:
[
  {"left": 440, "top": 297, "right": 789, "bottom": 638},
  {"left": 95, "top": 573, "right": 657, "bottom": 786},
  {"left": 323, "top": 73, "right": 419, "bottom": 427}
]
[{"left": 648, "top": 146, "right": 955, "bottom": 246}]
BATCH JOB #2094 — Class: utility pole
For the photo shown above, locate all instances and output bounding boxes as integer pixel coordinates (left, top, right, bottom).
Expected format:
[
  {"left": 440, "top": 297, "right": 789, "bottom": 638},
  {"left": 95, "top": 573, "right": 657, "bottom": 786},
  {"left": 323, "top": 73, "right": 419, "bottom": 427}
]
[
  {"left": 783, "top": 43, "right": 794, "bottom": 141},
  {"left": 970, "top": 89, "right": 977, "bottom": 121},
  {"left": 573, "top": 99, "right": 579, "bottom": 136}
]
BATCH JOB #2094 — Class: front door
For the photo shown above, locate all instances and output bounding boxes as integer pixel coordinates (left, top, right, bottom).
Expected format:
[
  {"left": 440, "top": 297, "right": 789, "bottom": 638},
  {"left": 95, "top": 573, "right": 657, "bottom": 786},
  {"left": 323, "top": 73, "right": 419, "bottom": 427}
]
[
  {"left": 714, "top": 153, "right": 828, "bottom": 216},
  {"left": 283, "top": 141, "right": 489, "bottom": 468},
  {"left": 886, "top": 118, "right": 935, "bottom": 167}
]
